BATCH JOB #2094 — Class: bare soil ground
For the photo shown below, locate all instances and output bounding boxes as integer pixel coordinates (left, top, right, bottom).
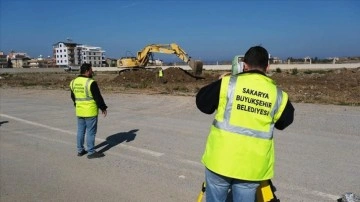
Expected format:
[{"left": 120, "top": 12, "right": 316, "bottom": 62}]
[{"left": 1, "top": 67, "right": 359, "bottom": 105}]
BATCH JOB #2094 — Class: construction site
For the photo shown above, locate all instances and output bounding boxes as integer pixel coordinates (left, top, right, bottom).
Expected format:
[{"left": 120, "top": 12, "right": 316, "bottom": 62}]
[
  {"left": 0, "top": 64, "right": 359, "bottom": 105},
  {"left": 2, "top": 0, "right": 360, "bottom": 199},
  {"left": 0, "top": 62, "right": 360, "bottom": 201}
]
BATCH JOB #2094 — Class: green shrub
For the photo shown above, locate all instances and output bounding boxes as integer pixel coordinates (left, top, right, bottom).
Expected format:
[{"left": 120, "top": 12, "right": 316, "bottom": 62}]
[{"left": 291, "top": 68, "right": 298, "bottom": 75}]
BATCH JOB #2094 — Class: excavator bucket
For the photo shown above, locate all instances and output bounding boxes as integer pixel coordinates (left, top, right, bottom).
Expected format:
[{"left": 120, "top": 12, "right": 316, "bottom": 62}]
[{"left": 189, "top": 60, "right": 203, "bottom": 76}]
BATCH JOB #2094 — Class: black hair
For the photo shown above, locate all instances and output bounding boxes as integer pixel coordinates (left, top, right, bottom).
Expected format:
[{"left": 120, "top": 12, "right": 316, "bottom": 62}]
[
  {"left": 243, "top": 46, "right": 269, "bottom": 70},
  {"left": 80, "top": 63, "right": 92, "bottom": 74}
]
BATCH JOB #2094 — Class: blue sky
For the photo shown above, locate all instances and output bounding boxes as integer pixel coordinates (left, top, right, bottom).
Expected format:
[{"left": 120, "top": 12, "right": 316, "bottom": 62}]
[{"left": 1, "top": 0, "right": 359, "bottom": 62}]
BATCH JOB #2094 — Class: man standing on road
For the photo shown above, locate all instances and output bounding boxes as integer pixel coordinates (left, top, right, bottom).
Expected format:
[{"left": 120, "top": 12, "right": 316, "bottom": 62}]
[
  {"left": 70, "top": 63, "right": 108, "bottom": 159},
  {"left": 196, "top": 46, "right": 294, "bottom": 201}
]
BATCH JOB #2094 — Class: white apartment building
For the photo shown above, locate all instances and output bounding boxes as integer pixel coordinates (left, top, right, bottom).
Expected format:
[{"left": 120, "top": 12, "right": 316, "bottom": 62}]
[
  {"left": 74, "top": 45, "right": 105, "bottom": 66},
  {"left": 53, "top": 42, "right": 105, "bottom": 67}
]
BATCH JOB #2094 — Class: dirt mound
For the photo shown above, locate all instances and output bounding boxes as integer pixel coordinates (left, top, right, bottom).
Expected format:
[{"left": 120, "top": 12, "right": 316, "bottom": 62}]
[
  {"left": 108, "top": 67, "right": 219, "bottom": 94},
  {"left": 113, "top": 67, "right": 211, "bottom": 83},
  {"left": 272, "top": 67, "right": 360, "bottom": 105}
]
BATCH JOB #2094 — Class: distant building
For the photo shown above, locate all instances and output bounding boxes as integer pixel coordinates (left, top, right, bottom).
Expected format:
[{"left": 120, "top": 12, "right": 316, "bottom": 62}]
[
  {"left": 53, "top": 42, "right": 106, "bottom": 67},
  {"left": 53, "top": 42, "right": 78, "bottom": 67},
  {"left": 74, "top": 45, "right": 106, "bottom": 67},
  {"left": 28, "top": 56, "right": 57, "bottom": 68},
  {"left": 6, "top": 51, "right": 31, "bottom": 68},
  {"left": 272, "top": 57, "right": 282, "bottom": 64},
  {"left": 0, "top": 52, "right": 7, "bottom": 68},
  {"left": 7, "top": 51, "right": 30, "bottom": 59},
  {"left": 149, "top": 59, "right": 163, "bottom": 66}
]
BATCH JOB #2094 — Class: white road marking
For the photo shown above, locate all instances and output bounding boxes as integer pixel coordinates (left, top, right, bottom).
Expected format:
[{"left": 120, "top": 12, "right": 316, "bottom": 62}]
[
  {"left": 179, "top": 159, "right": 203, "bottom": 168},
  {"left": 8, "top": 129, "right": 75, "bottom": 146},
  {"left": 0, "top": 113, "right": 164, "bottom": 157},
  {"left": 1, "top": 114, "right": 75, "bottom": 135}
]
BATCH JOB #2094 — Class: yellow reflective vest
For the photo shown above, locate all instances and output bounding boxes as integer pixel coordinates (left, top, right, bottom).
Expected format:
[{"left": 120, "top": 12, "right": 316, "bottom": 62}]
[
  {"left": 70, "top": 77, "right": 98, "bottom": 117},
  {"left": 202, "top": 73, "right": 288, "bottom": 181}
]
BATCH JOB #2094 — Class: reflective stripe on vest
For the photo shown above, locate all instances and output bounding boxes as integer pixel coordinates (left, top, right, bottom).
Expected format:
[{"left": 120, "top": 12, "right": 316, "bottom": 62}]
[{"left": 213, "top": 75, "right": 283, "bottom": 139}]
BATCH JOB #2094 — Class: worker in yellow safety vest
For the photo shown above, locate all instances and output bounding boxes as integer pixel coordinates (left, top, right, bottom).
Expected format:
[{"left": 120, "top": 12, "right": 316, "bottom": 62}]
[
  {"left": 159, "top": 68, "right": 164, "bottom": 78},
  {"left": 196, "top": 46, "right": 295, "bottom": 201},
  {"left": 70, "top": 63, "right": 108, "bottom": 159}
]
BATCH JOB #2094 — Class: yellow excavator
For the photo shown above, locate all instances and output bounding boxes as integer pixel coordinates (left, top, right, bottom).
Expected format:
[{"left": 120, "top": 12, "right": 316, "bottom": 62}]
[{"left": 116, "top": 43, "right": 203, "bottom": 76}]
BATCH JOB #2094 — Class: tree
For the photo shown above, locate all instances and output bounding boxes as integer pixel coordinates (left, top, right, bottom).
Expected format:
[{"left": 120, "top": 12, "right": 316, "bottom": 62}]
[{"left": 7, "top": 58, "right": 13, "bottom": 68}]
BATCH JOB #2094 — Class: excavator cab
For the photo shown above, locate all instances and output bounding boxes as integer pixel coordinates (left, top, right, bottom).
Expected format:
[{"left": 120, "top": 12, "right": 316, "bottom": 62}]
[{"left": 117, "top": 57, "right": 139, "bottom": 68}]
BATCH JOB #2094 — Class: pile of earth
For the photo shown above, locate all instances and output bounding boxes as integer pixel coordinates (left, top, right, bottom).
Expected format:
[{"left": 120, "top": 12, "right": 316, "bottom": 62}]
[
  {"left": 271, "top": 67, "right": 360, "bottom": 105},
  {"left": 108, "top": 67, "right": 219, "bottom": 94},
  {"left": 0, "top": 67, "right": 359, "bottom": 105}
]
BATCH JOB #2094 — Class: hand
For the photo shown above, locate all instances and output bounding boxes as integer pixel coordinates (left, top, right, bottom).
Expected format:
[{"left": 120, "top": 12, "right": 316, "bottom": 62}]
[{"left": 102, "top": 110, "right": 107, "bottom": 117}]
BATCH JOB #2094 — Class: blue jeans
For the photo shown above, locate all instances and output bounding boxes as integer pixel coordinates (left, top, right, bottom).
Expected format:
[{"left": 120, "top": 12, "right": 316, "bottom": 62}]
[
  {"left": 205, "top": 168, "right": 260, "bottom": 202},
  {"left": 77, "top": 116, "right": 98, "bottom": 154}
]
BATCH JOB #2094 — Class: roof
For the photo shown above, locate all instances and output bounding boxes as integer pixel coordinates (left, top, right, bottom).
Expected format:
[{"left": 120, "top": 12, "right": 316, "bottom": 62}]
[{"left": 53, "top": 41, "right": 80, "bottom": 46}]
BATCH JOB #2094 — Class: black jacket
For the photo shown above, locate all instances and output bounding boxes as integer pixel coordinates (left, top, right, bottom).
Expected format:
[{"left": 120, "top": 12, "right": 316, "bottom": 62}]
[
  {"left": 71, "top": 75, "right": 108, "bottom": 112},
  {"left": 196, "top": 70, "right": 294, "bottom": 130}
]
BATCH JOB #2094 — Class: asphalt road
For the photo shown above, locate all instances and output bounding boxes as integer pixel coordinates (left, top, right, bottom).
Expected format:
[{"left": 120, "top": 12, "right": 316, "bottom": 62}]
[{"left": 0, "top": 88, "right": 359, "bottom": 202}]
